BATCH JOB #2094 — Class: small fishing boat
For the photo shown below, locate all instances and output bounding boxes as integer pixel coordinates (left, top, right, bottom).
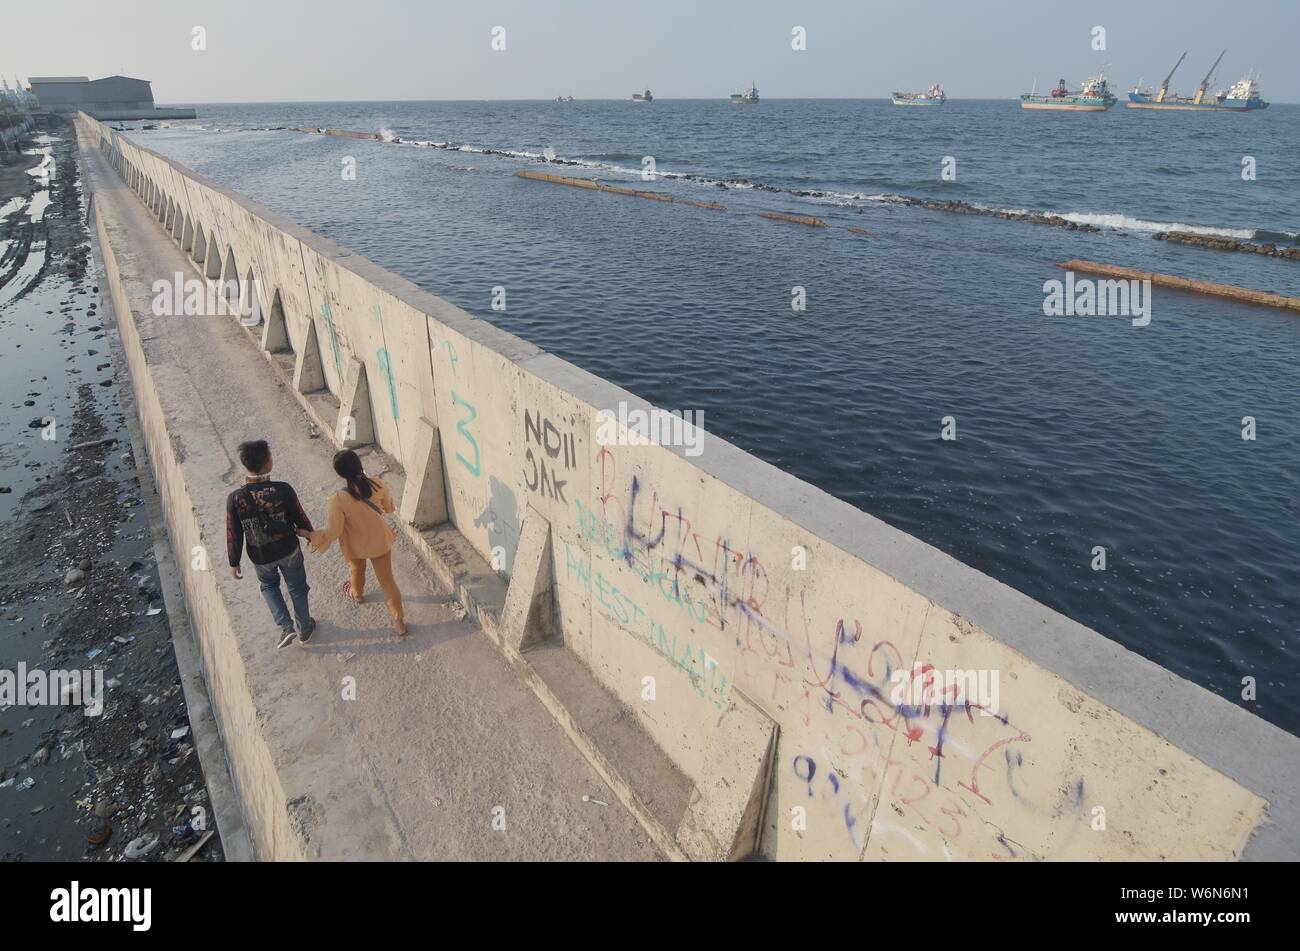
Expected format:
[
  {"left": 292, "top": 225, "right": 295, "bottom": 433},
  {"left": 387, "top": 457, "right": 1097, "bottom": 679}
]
[
  {"left": 892, "top": 83, "right": 945, "bottom": 106},
  {"left": 632, "top": 89, "right": 653, "bottom": 103},
  {"left": 1020, "top": 74, "right": 1117, "bottom": 111},
  {"left": 729, "top": 82, "right": 759, "bottom": 104}
]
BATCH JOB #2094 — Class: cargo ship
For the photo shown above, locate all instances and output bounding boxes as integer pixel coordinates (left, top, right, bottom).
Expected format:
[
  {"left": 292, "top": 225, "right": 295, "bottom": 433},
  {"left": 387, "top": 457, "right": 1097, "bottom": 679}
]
[
  {"left": 1127, "top": 51, "right": 1268, "bottom": 111},
  {"left": 729, "top": 82, "right": 759, "bottom": 104},
  {"left": 892, "top": 83, "right": 945, "bottom": 106},
  {"left": 1020, "top": 74, "right": 1117, "bottom": 111},
  {"left": 632, "top": 89, "right": 653, "bottom": 103}
]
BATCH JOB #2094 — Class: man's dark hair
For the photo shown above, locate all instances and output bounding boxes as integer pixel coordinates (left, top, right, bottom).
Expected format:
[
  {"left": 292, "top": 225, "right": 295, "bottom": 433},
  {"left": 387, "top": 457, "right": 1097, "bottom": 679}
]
[{"left": 238, "top": 439, "right": 271, "bottom": 474}]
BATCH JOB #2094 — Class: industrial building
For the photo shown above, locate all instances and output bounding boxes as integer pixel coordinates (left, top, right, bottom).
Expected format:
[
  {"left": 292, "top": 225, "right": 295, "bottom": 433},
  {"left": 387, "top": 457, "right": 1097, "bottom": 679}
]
[{"left": 29, "top": 75, "right": 195, "bottom": 120}]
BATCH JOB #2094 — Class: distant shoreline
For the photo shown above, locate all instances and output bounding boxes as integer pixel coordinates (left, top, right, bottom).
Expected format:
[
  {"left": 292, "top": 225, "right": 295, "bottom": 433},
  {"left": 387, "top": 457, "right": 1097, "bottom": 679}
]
[{"left": 157, "top": 97, "right": 1300, "bottom": 108}]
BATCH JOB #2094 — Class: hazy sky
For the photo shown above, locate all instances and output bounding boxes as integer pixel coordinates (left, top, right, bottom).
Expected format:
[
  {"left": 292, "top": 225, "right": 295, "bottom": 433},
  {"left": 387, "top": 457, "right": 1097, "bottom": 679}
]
[{"left": 3, "top": 0, "right": 1297, "bottom": 104}]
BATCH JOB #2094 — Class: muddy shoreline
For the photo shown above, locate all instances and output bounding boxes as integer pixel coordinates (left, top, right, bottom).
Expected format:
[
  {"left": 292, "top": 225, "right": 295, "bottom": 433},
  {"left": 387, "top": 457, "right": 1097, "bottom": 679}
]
[{"left": 0, "top": 117, "right": 224, "bottom": 862}]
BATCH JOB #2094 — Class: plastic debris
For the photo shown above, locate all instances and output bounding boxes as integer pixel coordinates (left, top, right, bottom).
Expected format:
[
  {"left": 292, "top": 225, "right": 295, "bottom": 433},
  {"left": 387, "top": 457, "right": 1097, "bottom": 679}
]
[{"left": 124, "top": 833, "right": 160, "bottom": 859}]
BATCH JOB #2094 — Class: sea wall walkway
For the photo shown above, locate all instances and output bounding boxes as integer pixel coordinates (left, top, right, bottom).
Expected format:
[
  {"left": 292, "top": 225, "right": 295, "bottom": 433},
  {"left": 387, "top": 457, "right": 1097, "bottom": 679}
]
[
  {"left": 79, "top": 112, "right": 1300, "bottom": 861},
  {"left": 79, "top": 118, "right": 659, "bottom": 861}
]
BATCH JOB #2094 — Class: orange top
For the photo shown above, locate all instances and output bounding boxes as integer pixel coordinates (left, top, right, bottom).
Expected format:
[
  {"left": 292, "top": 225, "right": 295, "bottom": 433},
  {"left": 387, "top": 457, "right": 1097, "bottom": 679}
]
[{"left": 309, "top": 478, "right": 397, "bottom": 562}]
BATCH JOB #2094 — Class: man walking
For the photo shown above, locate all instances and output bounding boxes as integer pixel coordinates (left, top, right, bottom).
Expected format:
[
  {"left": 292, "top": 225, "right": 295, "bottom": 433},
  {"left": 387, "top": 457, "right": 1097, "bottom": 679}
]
[{"left": 226, "top": 439, "right": 316, "bottom": 648}]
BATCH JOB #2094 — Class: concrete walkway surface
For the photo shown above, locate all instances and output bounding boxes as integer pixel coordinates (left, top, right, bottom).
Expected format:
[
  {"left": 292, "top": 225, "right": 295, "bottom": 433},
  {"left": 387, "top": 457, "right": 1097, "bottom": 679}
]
[{"left": 79, "top": 127, "right": 661, "bottom": 861}]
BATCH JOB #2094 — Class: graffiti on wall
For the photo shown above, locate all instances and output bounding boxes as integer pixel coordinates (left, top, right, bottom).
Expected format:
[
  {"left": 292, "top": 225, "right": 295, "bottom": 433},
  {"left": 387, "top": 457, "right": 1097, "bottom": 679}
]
[
  {"left": 450, "top": 391, "right": 480, "bottom": 477},
  {"left": 376, "top": 348, "right": 399, "bottom": 420},
  {"left": 563, "top": 538, "right": 730, "bottom": 708},
  {"left": 320, "top": 300, "right": 343, "bottom": 381},
  {"left": 522, "top": 408, "right": 577, "bottom": 504},
  {"left": 575, "top": 446, "right": 1087, "bottom": 859},
  {"left": 474, "top": 476, "right": 520, "bottom": 576}
]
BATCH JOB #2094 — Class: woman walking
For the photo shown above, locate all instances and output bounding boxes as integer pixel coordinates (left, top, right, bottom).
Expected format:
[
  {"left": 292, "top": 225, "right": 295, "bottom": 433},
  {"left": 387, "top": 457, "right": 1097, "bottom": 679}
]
[{"left": 309, "top": 450, "right": 407, "bottom": 636}]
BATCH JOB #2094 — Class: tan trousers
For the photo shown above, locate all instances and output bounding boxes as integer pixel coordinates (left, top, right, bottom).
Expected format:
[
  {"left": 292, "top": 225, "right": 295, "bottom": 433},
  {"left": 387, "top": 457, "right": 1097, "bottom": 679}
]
[{"left": 349, "top": 551, "right": 403, "bottom": 623}]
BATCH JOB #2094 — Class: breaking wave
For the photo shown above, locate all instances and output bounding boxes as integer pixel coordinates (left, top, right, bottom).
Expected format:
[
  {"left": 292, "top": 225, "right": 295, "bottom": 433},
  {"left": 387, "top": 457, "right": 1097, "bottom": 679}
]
[{"left": 1047, "top": 212, "right": 1257, "bottom": 241}]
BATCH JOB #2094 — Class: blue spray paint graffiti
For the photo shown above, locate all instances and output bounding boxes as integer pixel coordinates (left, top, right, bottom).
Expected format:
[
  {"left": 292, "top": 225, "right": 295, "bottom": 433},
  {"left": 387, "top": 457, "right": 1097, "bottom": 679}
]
[
  {"left": 450, "top": 390, "right": 480, "bottom": 476},
  {"left": 376, "top": 348, "right": 399, "bottom": 420},
  {"left": 563, "top": 540, "right": 730, "bottom": 708},
  {"left": 320, "top": 301, "right": 342, "bottom": 380}
]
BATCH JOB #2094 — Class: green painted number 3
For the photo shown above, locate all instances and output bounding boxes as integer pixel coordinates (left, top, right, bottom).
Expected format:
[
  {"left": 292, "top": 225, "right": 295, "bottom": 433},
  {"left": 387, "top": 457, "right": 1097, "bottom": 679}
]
[{"left": 451, "top": 391, "right": 480, "bottom": 476}]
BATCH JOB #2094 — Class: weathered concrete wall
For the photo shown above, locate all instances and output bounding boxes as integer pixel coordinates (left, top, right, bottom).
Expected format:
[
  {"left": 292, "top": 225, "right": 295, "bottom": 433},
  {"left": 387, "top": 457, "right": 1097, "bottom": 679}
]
[
  {"left": 80, "top": 113, "right": 1300, "bottom": 861},
  {"left": 92, "top": 199, "right": 307, "bottom": 860}
]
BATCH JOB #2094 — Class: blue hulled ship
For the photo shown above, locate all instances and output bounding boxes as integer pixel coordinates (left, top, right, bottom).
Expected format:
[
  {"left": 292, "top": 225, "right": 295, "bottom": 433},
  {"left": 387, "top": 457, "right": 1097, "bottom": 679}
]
[{"left": 1127, "top": 51, "right": 1269, "bottom": 111}]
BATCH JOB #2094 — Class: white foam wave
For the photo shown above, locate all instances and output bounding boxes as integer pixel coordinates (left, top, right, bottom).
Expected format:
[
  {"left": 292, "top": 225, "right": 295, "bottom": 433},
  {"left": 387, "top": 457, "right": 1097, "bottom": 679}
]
[{"left": 1051, "top": 211, "right": 1254, "bottom": 240}]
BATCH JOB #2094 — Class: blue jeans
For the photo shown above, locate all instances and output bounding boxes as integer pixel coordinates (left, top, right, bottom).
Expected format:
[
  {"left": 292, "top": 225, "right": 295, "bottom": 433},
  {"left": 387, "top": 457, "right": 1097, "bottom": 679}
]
[{"left": 253, "top": 547, "right": 312, "bottom": 633}]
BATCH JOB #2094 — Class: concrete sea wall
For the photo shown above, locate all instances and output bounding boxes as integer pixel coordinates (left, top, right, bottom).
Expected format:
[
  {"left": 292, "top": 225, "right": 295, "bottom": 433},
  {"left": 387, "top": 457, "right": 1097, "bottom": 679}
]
[
  {"left": 91, "top": 172, "right": 309, "bottom": 861},
  {"left": 79, "top": 112, "right": 1300, "bottom": 861},
  {"left": 1, "top": 114, "right": 36, "bottom": 151}
]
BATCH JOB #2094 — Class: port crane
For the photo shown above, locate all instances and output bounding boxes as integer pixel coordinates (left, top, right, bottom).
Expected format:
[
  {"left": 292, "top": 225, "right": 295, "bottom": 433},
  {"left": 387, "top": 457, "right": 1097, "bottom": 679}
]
[
  {"left": 1194, "top": 50, "right": 1226, "bottom": 104},
  {"left": 1154, "top": 50, "right": 1188, "bottom": 102}
]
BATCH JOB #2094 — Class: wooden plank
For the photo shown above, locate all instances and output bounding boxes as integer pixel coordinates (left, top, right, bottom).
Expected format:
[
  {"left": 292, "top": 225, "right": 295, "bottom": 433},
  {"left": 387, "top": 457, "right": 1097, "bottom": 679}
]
[
  {"left": 517, "top": 169, "right": 600, "bottom": 190},
  {"left": 517, "top": 169, "right": 672, "bottom": 202},
  {"left": 1058, "top": 260, "right": 1300, "bottom": 313},
  {"left": 759, "top": 211, "right": 826, "bottom": 228}
]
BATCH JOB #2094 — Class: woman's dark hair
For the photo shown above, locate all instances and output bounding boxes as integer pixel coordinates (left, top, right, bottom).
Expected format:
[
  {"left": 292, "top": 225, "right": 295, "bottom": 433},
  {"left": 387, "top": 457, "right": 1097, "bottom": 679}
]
[{"left": 333, "top": 449, "right": 374, "bottom": 500}]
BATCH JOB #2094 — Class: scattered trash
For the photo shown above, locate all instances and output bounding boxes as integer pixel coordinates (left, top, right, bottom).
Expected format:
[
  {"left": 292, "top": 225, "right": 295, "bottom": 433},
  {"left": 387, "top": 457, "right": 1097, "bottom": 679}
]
[
  {"left": 581, "top": 794, "right": 609, "bottom": 807},
  {"left": 175, "top": 830, "right": 214, "bottom": 863},
  {"left": 0, "top": 131, "right": 222, "bottom": 863},
  {"left": 123, "top": 833, "right": 160, "bottom": 859},
  {"left": 170, "top": 726, "right": 190, "bottom": 740},
  {"left": 70, "top": 437, "right": 119, "bottom": 451},
  {"left": 170, "top": 824, "right": 199, "bottom": 847}
]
